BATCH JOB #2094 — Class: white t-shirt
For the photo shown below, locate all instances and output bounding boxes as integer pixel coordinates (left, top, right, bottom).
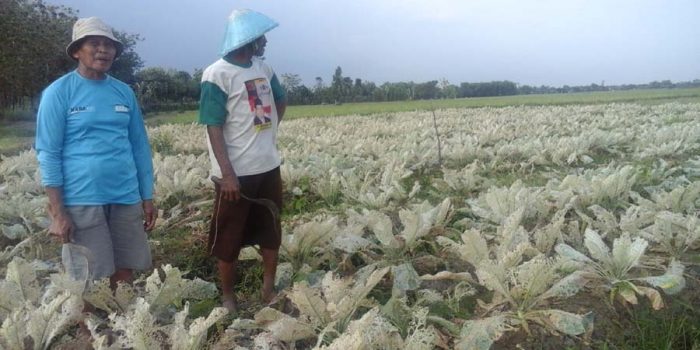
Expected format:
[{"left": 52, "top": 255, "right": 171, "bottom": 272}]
[{"left": 199, "top": 57, "right": 282, "bottom": 177}]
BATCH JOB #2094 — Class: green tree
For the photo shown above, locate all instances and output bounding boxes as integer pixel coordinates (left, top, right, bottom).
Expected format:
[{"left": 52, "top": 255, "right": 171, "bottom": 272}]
[
  {"left": 0, "top": 0, "right": 144, "bottom": 111},
  {"left": 109, "top": 31, "right": 144, "bottom": 84},
  {"left": 280, "top": 73, "right": 300, "bottom": 89},
  {"left": 311, "top": 76, "right": 331, "bottom": 104},
  {"left": 289, "top": 85, "right": 313, "bottom": 105},
  {"left": 414, "top": 80, "right": 439, "bottom": 100},
  {"left": 382, "top": 82, "right": 413, "bottom": 101},
  {"left": 330, "top": 66, "right": 353, "bottom": 103},
  {"left": 280, "top": 73, "right": 308, "bottom": 105},
  {"left": 341, "top": 77, "right": 353, "bottom": 101},
  {"left": 0, "top": 0, "right": 75, "bottom": 109},
  {"left": 134, "top": 68, "right": 199, "bottom": 113},
  {"left": 191, "top": 68, "right": 203, "bottom": 100},
  {"left": 135, "top": 67, "right": 171, "bottom": 111}
]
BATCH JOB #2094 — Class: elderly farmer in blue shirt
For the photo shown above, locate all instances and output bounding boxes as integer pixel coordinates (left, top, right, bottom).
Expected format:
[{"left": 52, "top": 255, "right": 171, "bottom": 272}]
[
  {"left": 35, "top": 17, "right": 156, "bottom": 288},
  {"left": 199, "top": 9, "right": 287, "bottom": 313}
]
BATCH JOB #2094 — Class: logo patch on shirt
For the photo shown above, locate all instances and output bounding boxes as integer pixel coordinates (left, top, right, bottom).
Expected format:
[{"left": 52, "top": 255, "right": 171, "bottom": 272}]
[
  {"left": 69, "top": 106, "right": 95, "bottom": 115},
  {"left": 114, "top": 105, "right": 130, "bottom": 113}
]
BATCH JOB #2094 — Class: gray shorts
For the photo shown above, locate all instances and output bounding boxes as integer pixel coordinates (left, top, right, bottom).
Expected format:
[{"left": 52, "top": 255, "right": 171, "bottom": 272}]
[{"left": 65, "top": 204, "right": 152, "bottom": 279}]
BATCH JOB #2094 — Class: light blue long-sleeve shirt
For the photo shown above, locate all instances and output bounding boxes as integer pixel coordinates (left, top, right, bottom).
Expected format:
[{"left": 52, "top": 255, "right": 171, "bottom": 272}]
[{"left": 36, "top": 70, "right": 154, "bottom": 206}]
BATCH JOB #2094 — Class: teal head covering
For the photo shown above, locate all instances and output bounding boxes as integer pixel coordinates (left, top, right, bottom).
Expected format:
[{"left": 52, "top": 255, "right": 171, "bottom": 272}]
[{"left": 220, "top": 9, "right": 278, "bottom": 56}]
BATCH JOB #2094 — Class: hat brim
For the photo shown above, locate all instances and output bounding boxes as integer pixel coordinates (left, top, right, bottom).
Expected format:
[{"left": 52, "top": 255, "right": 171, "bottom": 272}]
[
  {"left": 66, "top": 36, "right": 124, "bottom": 60},
  {"left": 219, "top": 9, "right": 279, "bottom": 57}
]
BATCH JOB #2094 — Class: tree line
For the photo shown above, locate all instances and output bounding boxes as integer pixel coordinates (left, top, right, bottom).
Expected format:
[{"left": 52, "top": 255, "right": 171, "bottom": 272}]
[
  {"left": 281, "top": 67, "right": 700, "bottom": 106},
  {"left": 0, "top": 0, "right": 197, "bottom": 115},
  {"left": 1, "top": 0, "right": 76, "bottom": 109},
  {"left": 2, "top": 0, "right": 699, "bottom": 115}
]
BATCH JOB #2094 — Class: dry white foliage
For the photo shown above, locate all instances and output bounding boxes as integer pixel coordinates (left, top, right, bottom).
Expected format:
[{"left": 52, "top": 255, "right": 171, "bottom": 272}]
[
  {"left": 152, "top": 153, "right": 209, "bottom": 203},
  {"left": 469, "top": 254, "right": 592, "bottom": 344},
  {"left": 0, "top": 292, "right": 83, "bottom": 350},
  {"left": 0, "top": 258, "right": 84, "bottom": 349},
  {"left": 434, "top": 162, "right": 484, "bottom": 193},
  {"left": 636, "top": 211, "right": 700, "bottom": 258},
  {"left": 468, "top": 180, "right": 548, "bottom": 224},
  {"left": 84, "top": 279, "right": 135, "bottom": 313},
  {"left": 315, "top": 308, "right": 404, "bottom": 350},
  {"left": 247, "top": 266, "right": 390, "bottom": 346},
  {"left": 168, "top": 303, "right": 229, "bottom": 350},
  {"left": 346, "top": 199, "right": 452, "bottom": 293},
  {"left": 109, "top": 297, "right": 166, "bottom": 349},
  {"left": 552, "top": 165, "right": 639, "bottom": 209},
  {"left": 2, "top": 103, "right": 700, "bottom": 348},
  {"left": 556, "top": 229, "right": 686, "bottom": 309},
  {"left": 148, "top": 123, "right": 208, "bottom": 154},
  {"left": 143, "top": 264, "right": 218, "bottom": 315},
  {"left": 281, "top": 216, "right": 340, "bottom": 271}
]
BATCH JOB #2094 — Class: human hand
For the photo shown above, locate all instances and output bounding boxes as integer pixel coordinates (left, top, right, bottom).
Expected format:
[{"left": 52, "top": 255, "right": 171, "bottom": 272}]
[
  {"left": 48, "top": 210, "right": 73, "bottom": 243},
  {"left": 143, "top": 200, "right": 157, "bottom": 231},
  {"left": 213, "top": 175, "right": 241, "bottom": 202}
]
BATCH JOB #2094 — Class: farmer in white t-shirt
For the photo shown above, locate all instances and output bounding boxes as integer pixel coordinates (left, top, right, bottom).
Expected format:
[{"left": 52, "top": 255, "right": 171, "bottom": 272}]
[{"left": 198, "top": 9, "right": 287, "bottom": 313}]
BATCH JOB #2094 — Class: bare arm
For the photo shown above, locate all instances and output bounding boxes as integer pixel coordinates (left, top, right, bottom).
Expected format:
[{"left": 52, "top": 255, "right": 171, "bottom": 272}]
[
  {"left": 45, "top": 187, "right": 73, "bottom": 243},
  {"left": 276, "top": 99, "right": 287, "bottom": 124},
  {"left": 207, "top": 125, "right": 241, "bottom": 201}
]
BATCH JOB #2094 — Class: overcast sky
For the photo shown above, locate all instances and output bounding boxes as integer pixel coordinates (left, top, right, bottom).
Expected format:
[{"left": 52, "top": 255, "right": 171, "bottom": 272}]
[{"left": 48, "top": 0, "right": 699, "bottom": 87}]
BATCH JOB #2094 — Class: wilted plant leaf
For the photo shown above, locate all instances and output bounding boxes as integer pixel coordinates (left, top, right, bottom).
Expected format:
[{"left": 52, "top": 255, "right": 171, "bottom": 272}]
[
  {"left": 636, "top": 260, "right": 686, "bottom": 295},
  {"left": 254, "top": 307, "right": 317, "bottom": 342},
  {"left": 455, "top": 315, "right": 510, "bottom": 350},
  {"left": 169, "top": 303, "right": 228, "bottom": 350},
  {"left": 289, "top": 281, "right": 329, "bottom": 327},
  {"left": 392, "top": 262, "right": 421, "bottom": 292},
  {"left": 583, "top": 229, "right": 612, "bottom": 266},
  {"left": 636, "top": 286, "right": 665, "bottom": 310},
  {"left": 555, "top": 243, "right": 593, "bottom": 264},
  {"left": 538, "top": 309, "right": 593, "bottom": 336},
  {"left": 110, "top": 298, "right": 165, "bottom": 350},
  {"left": 420, "top": 271, "right": 474, "bottom": 282},
  {"left": 539, "top": 270, "right": 589, "bottom": 300}
]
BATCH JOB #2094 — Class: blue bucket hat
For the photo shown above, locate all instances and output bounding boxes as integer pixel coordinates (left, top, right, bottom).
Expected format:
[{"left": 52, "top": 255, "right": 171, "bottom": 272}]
[{"left": 220, "top": 9, "right": 278, "bottom": 56}]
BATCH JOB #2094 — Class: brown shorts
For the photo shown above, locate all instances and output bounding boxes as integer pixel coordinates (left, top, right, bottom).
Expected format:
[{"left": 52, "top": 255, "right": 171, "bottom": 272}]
[{"left": 208, "top": 167, "right": 282, "bottom": 262}]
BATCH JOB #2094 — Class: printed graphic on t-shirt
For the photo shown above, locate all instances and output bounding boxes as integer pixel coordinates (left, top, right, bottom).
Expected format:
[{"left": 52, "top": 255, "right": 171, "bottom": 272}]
[
  {"left": 69, "top": 105, "right": 95, "bottom": 115},
  {"left": 245, "top": 78, "right": 273, "bottom": 132},
  {"left": 114, "top": 104, "right": 130, "bottom": 113}
]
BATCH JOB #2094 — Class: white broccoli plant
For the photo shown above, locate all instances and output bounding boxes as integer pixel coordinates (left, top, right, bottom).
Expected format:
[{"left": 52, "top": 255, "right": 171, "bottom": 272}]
[
  {"left": 555, "top": 228, "right": 686, "bottom": 310},
  {"left": 279, "top": 216, "right": 341, "bottom": 275},
  {"left": 0, "top": 258, "right": 84, "bottom": 350},
  {"left": 453, "top": 254, "right": 592, "bottom": 350},
  {"left": 98, "top": 299, "right": 228, "bottom": 350},
  {"left": 230, "top": 266, "right": 390, "bottom": 347},
  {"left": 350, "top": 199, "right": 453, "bottom": 294}
]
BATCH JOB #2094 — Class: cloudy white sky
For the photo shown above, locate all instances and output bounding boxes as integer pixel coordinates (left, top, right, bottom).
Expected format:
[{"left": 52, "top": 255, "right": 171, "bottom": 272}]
[{"left": 48, "top": 0, "right": 699, "bottom": 87}]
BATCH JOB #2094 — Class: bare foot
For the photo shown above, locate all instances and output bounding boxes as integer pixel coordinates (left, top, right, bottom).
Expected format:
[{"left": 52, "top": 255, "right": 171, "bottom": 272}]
[
  {"left": 222, "top": 294, "right": 237, "bottom": 314},
  {"left": 261, "top": 290, "right": 280, "bottom": 305}
]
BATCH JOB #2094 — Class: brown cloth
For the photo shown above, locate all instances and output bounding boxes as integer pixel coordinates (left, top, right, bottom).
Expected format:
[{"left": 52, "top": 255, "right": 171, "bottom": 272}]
[{"left": 208, "top": 167, "right": 282, "bottom": 262}]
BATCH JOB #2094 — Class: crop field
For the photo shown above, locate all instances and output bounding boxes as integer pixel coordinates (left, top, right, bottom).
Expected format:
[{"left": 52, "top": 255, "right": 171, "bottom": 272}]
[
  {"left": 1, "top": 101, "right": 700, "bottom": 349},
  {"left": 143, "top": 87, "right": 700, "bottom": 124}
]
